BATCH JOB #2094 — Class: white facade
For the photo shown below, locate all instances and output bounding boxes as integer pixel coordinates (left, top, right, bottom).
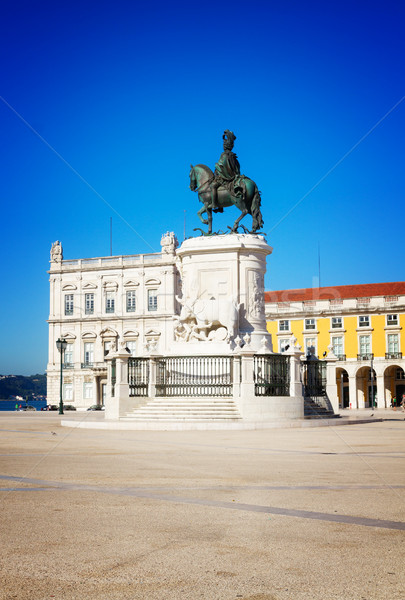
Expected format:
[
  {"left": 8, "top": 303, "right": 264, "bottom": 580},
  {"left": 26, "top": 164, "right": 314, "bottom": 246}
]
[{"left": 47, "top": 233, "right": 180, "bottom": 409}]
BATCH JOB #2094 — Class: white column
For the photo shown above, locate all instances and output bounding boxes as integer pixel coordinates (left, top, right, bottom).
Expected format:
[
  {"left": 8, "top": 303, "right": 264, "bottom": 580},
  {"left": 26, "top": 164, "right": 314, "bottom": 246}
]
[
  {"left": 286, "top": 349, "right": 304, "bottom": 399},
  {"left": 325, "top": 356, "right": 339, "bottom": 413},
  {"left": 358, "top": 376, "right": 366, "bottom": 409},
  {"left": 104, "top": 349, "right": 130, "bottom": 420},
  {"left": 376, "top": 374, "right": 386, "bottom": 409},
  {"left": 148, "top": 356, "right": 160, "bottom": 398},
  {"left": 348, "top": 375, "right": 357, "bottom": 409},
  {"left": 232, "top": 355, "right": 241, "bottom": 400},
  {"left": 239, "top": 350, "right": 256, "bottom": 414}
]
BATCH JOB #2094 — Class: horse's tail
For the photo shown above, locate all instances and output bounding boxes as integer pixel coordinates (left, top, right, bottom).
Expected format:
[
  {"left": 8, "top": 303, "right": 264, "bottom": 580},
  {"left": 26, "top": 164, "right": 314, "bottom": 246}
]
[{"left": 251, "top": 186, "right": 264, "bottom": 230}]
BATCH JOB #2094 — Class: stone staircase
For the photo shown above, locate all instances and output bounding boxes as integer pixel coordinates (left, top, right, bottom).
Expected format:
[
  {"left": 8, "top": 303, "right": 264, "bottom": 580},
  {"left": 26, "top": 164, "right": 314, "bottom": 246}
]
[
  {"left": 121, "top": 397, "right": 242, "bottom": 422},
  {"left": 304, "top": 397, "right": 340, "bottom": 419}
]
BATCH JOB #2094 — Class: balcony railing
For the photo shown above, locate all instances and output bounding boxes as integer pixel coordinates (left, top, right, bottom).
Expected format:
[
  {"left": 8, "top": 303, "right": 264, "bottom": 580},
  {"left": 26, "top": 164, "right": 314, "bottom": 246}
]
[
  {"left": 385, "top": 352, "right": 402, "bottom": 360},
  {"left": 336, "top": 354, "right": 346, "bottom": 361},
  {"left": 63, "top": 362, "right": 74, "bottom": 369},
  {"left": 357, "top": 353, "right": 374, "bottom": 361},
  {"left": 81, "top": 362, "right": 94, "bottom": 369}
]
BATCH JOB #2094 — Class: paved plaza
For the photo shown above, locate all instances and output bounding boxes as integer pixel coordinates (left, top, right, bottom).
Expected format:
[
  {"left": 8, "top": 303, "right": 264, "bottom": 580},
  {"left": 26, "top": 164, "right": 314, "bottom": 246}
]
[{"left": 0, "top": 412, "right": 404, "bottom": 600}]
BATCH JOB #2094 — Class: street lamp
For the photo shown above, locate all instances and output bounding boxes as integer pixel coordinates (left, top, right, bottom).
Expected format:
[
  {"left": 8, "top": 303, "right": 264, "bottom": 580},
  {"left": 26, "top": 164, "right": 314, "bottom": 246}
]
[
  {"left": 370, "top": 358, "right": 374, "bottom": 410},
  {"left": 56, "top": 338, "right": 67, "bottom": 415}
]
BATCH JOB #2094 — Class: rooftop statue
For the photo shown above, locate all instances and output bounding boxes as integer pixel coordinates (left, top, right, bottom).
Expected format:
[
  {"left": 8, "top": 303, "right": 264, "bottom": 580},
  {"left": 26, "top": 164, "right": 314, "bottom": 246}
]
[{"left": 189, "top": 130, "right": 264, "bottom": 235}]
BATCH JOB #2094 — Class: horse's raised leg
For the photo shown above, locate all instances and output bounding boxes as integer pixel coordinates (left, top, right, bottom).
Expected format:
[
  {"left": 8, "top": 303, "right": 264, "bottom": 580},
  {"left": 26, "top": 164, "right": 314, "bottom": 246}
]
[
  {"left": 232, "top": 209, "right": 248, "bottom": 233},
  {"left": 197, "top": 206, "right": 209, "bottom": 226}
]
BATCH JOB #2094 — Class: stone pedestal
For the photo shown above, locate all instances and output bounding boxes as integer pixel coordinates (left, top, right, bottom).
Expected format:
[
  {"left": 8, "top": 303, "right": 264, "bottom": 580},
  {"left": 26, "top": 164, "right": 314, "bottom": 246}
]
[
  {"left": 104, "top": 349, "right": 131, "bottom": 420},
  {"left": 173, "top": 234, "right": 273, "bottom": 353}
]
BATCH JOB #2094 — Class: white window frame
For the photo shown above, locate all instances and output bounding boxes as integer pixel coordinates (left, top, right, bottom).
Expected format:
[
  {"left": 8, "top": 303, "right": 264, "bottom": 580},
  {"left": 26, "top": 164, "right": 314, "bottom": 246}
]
[
  {"left": 83, "top": 382, "right": 93, "bottom": 400},
  {"left": 331, "top": 335, "right": 344, "bottom": 357},
  {"left": 64, "top": 343, "right": 74, "bottom": 366},
  {"left": 387, "top": 333, "right": 399, "bottom": 354},
  {"left": 304, "top": 337, "right": 317, "bottom": 357},
  {"left": 358, "top": 315, "right": 370, "bottom": 328},
  {"left": 305, "top": 318, "right": 316, "bottom": 330},
  {"left": 359, "top": 335, "right": 371, "bottom": 355},
  {"left": 148, "top": 289, "right": 158, "bottom": 312},
  {"left": 85, "top": 293, "right": 94, "bottom": 315},
  {"left": 105, "top": 292, "right": 115, "bottom": 314},
  {"left": 279, "top": 320, "right": 290, "bottom": 332},
  {"left": 64, "top": 294, "right": 74, "bottom": 316},
  {"left": 83, "top": 342, "right": 94, "bottom": 366},
  {"left": 126, "top": 340, "right": 137, "bottom": 356},
  {"left": 331, "top": 316, "right": 343, "bottom": 329},
  {"left": 63, "top": 383, "right": 73, "bottom": 401},
  {"left": 386, "top": 314, "right": 398, "bottom": 326},
  {"left": 126, "top": 290, "right": 136, "bottom": 313},
  {"left": 279, "top": 338, "right": 290, "bottom": 353}
]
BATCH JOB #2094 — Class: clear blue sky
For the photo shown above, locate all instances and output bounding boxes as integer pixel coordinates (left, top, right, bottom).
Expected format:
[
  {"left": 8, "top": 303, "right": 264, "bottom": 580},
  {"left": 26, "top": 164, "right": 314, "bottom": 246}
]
[{"left": 1, "top": 0, "right": 404, "bottom": 375}]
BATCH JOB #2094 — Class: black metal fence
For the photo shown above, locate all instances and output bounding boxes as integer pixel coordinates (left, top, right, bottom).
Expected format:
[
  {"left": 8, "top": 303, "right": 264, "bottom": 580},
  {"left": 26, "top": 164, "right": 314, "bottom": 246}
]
[
  {"left": 302, "top": 360, "right": 327, "bottom": 397},
  {"left": 128, "top": 358, "right": 150, "bottom": 397},
  {"left": 156, "top": 356, "right": 233, "bottom": 397},
  {"left": 253, "top": 354, "right": 290, "bottom": 396}
]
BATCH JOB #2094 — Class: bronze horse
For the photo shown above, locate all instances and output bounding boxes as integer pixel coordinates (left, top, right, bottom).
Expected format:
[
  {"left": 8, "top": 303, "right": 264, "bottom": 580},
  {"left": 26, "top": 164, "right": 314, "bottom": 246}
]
[{"left": 189, "top": 164, "right": 264, "bottom": 235}]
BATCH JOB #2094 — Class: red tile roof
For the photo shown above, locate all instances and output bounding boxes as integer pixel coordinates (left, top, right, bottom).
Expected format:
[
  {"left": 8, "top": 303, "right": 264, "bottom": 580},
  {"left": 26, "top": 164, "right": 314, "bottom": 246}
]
[{"left": 264, "top": 282, "right": 405, "bottom": 303}]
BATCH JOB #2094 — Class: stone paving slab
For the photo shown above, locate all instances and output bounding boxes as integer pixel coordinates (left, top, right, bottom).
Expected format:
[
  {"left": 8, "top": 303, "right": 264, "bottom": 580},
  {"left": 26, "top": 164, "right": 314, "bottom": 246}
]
[{"left": 0, "top": 412, "right": 404, "bottom": 600}]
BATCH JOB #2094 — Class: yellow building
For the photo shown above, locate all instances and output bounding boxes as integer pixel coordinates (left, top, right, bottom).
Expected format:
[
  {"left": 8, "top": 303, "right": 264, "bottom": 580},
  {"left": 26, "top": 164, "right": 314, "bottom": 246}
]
[{"left": 265, "top": 282, "right": 405, "bottom": 409}]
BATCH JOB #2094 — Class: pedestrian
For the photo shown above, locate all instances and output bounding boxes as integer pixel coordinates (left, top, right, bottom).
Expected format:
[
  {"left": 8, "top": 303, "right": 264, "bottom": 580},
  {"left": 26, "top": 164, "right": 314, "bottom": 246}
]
[
  {"left": 15, "top": 402, "right": 18, "bottom": 411},
  {"left": 401, "top": 395, "right": 405, "bottom": 413},
  {"left": 392, "top": 396, "right": 397, "bottom": 410}
]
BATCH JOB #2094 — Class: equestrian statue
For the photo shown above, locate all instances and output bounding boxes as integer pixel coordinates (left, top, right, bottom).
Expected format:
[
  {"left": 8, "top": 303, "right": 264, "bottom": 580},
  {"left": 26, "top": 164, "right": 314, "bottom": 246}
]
[{"left": 189, "top": 130, "right": 264, "bottom": 235}]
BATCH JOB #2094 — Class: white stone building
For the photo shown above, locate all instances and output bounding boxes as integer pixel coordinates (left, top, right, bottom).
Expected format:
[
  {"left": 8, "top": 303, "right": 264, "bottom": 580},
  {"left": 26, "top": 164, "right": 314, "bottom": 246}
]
[{"left": 47, "top": 233, "right": 180, "bottom": 409}]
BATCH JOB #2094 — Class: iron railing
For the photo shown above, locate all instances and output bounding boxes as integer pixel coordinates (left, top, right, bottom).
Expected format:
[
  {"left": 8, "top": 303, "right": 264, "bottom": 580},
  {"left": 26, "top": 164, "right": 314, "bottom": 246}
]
[
  {"left": 81, "top": 362, "right": 94, "bottom": 369},
  {"left": 128, "top": 357, "right": 150, "bottom": 396},
  {"left": 156, "top": 356, "right": 233, "bottom": 396},
  {"left": 302, "top": 360, "right": 327, "bottom": 397},
  {"left": 336, "top": 354, "right": 346, "bottom": 361},
  {"left": 385, "top": 352, "right": 402, "bottom": 360},
  {"left": 253, "top": 354, "right": 290, "bottom": 396},
  {"left": 357, "top": 353, "right": 374, "bottom": 361}
]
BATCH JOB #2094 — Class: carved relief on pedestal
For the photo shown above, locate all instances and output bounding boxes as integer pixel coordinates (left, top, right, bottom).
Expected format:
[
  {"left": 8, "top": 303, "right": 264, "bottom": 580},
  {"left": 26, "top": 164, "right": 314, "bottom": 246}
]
[
  {"left": 173, "top": 293, "right": 240, "bottom": 343},
  {"left": 248, "top": 271, "right": 265, "bottom": 320}
]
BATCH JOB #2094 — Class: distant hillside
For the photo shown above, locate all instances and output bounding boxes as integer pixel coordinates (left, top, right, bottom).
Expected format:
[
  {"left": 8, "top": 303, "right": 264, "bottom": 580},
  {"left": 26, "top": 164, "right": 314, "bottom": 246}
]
[{"left": 0, "top": 374, "right": 47, "bottom": 399}]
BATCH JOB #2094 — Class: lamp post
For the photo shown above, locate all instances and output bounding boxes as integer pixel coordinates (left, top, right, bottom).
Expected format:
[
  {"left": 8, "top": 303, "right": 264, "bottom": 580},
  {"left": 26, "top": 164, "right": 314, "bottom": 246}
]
[
  {"left": 370, "top": 358, "right": 374, "bottom": 410},
  {"left": 56, "top": 338, "right": 67, "bottom": 415}
]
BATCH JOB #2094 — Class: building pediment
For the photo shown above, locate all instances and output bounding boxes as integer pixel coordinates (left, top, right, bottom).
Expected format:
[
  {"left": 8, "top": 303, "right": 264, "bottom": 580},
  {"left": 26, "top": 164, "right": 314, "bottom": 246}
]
[
  {"left": 100, "top": 327, "right": 118, "bottom": 338},
  {"left": 145, "top": 278, "right": 161, "bottom": 287},
  {"left": 61, "top": 332, "right": 76, "bottom": 340},
  {"left": 82, "top": 282, "right": 97, "bottom": 290},
  {"left": 123, "top": 280, "right": 139, "bottom": 288},
  {"left": 145, "top": 329, "right": 161, "bottom": 337},
  {"left": 123, "top": 330, "right": 139, "bottom": 338},
  {"left": 62, "top": 283, "right": 77, "bottom": 291},
  {"left": 81, "top": 331, "right": 97, "bottom": 339}
]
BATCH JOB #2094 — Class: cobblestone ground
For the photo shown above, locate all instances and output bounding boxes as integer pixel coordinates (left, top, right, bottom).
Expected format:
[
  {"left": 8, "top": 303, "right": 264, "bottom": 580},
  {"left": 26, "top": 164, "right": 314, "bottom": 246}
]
[{"left": 0, "top": 412, "right": 404, "bottom": 600}]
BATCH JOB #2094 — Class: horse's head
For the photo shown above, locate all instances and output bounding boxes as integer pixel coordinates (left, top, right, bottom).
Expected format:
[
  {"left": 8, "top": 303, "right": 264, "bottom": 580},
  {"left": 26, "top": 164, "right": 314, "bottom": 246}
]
[
  {"left": 189, "top": 164, "right": 214, "bottom": 193},
  {"left": 189, "top": 164, "right": 197, "bottom": 192}
]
